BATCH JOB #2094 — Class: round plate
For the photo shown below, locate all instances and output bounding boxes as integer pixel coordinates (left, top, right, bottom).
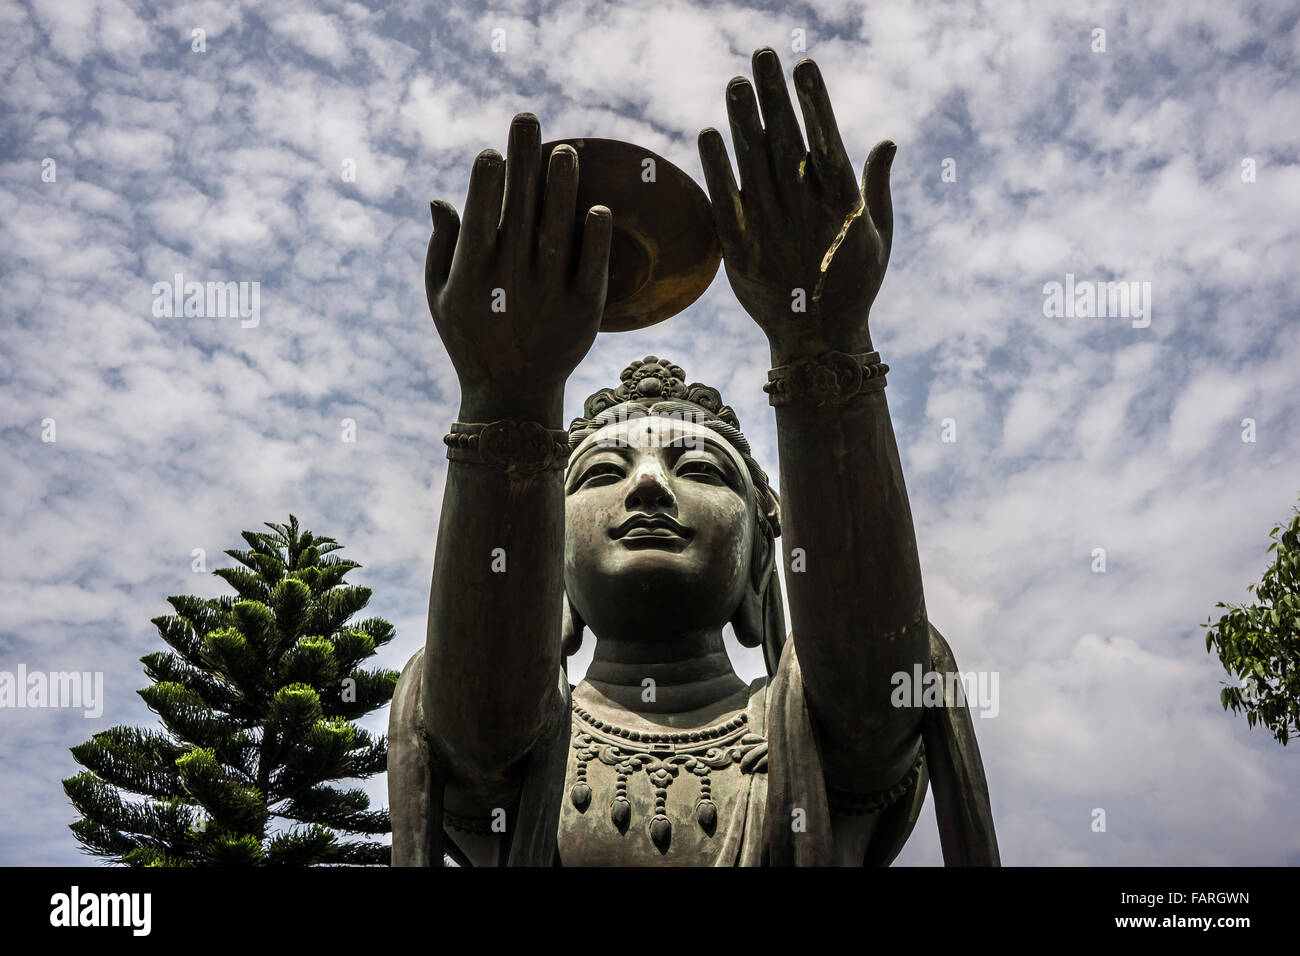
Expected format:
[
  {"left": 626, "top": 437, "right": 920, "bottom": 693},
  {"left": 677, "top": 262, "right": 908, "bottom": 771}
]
[{"left": 541, "top": 138, "right": 721, "bottom": 332}]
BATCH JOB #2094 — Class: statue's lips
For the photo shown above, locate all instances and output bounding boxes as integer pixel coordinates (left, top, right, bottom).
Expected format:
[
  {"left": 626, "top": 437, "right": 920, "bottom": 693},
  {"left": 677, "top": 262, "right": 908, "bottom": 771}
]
[{"left": 611, "top": 515, "right": 693, "bottom": 542}]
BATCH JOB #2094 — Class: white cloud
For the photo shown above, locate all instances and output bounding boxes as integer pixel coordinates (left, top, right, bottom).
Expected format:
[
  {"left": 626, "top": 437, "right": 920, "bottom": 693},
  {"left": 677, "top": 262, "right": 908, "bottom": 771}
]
[{"left": 270, "top": 9, "right": 351, "bottom": 68}]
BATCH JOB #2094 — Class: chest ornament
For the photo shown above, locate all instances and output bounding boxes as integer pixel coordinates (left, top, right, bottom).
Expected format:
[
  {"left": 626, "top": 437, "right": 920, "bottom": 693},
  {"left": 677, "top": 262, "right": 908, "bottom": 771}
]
[{"left": 569, "top": 701, "right": 767, "bottom": 853}]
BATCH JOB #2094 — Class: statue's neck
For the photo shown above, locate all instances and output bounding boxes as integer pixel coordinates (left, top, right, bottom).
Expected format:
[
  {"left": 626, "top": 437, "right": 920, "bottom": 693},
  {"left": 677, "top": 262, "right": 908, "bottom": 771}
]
[{"left": 580, "top": 629, "right": 747, "bottom": 720}]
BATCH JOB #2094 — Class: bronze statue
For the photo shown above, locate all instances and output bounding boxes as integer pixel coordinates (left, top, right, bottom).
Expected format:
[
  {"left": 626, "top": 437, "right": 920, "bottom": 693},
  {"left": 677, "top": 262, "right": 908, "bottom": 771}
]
[{"left": 389, "top": 48, "right": 998, "bottom": 866}]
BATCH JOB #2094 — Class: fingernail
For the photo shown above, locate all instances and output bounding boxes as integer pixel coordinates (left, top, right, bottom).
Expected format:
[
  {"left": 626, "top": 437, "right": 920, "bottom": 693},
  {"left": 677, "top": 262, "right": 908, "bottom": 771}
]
[{"left": 551, "top": 145, "right": 575, "bottom": 168}]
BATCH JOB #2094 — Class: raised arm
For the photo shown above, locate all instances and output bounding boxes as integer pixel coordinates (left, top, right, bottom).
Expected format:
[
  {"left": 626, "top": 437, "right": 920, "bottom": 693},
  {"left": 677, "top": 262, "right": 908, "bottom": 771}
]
[
  {"left": 421, "top": 114, "right": 611, "bottom": 803},
  {"left": 699, "top": 49, "right": 926, "bottom": 792}
]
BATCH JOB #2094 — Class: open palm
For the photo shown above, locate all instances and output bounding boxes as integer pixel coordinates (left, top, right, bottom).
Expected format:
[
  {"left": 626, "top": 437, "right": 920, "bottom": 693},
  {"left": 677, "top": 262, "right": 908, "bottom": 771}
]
[{"left": 698, "top": 48, "right": 895, "bottom": 362}]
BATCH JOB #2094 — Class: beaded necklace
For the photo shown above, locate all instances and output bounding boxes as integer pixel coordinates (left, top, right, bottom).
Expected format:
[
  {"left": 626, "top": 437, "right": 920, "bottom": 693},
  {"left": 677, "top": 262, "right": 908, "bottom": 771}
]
[{"left": 568, "top": 700, "right": 767, "bottom": 852}]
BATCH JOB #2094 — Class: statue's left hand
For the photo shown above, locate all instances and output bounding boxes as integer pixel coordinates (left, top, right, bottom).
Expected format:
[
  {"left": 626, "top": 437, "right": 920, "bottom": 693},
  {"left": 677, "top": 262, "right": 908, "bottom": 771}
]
[{"left": 699, "top": 48, "right": 894, "bottom": 363}]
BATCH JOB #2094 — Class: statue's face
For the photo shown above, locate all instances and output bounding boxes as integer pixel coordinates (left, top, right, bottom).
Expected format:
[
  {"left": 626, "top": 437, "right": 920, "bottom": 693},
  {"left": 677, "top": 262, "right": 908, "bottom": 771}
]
[{"left": 564, "top": 412, "right": 756, "bottom": 642}]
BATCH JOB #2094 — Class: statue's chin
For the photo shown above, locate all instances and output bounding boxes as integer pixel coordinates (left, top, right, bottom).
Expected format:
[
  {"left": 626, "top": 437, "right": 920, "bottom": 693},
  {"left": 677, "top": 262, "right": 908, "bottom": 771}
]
[
  {"left": 569, "top": 551, "right": 744, "bottom": 639},
  {"left": 595, "top": 547, "right": 719, "bottom": 595}
]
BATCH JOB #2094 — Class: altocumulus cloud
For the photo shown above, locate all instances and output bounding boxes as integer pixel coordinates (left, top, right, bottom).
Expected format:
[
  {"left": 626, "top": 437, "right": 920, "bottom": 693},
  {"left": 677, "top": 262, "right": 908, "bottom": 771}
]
[{"left": 0, "top": 0, "right": 1297, "bottom": 865}]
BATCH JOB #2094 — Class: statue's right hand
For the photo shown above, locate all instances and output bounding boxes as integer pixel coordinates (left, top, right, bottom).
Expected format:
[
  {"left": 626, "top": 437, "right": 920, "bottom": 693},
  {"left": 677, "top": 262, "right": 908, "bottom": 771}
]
[{"left": 426, "top": 113, "right": 612, "bottom": 403}]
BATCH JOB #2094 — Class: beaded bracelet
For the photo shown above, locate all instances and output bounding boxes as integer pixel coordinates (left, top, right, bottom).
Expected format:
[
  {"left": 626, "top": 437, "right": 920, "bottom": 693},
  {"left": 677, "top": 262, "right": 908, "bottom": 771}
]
[
  {"left": 763, "top": 349, "right": 889, "bottom": 407},
  {"left": 825, "top": 743, "right": 925, "bottom": 815},
  {"left": 443, "top": 420, "right": 570, "bottom": 475}
]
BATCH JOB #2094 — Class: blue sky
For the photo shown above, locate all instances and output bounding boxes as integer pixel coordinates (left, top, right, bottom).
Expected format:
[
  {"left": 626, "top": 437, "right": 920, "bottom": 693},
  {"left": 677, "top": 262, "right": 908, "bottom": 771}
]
[{"left": 2, "top": 0, "right": 1298, "bottom": 865}]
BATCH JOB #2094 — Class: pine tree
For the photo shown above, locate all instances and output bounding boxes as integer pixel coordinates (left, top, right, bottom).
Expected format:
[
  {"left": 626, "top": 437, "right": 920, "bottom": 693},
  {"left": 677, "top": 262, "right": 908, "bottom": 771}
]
[{"left": 64, "top": 515, "right": 400, "bottom": 865}]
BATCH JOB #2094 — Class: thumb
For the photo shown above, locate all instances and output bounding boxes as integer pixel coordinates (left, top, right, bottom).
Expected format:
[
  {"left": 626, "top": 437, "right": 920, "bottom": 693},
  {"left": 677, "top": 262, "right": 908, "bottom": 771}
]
[
  {"left": 862, "top": 140, "right": 895, "bottom": 260},
  {"left": 425, "top": 200, "right": 460, "bottom": 300}
]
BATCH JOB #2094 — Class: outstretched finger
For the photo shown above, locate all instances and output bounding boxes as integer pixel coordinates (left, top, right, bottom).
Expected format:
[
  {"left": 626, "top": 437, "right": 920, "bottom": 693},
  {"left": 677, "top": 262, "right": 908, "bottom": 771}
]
[
  {"left": 792, "top": 59, "right": 857, "bottom": 207},
  {"left": 863, "top": 139, "right": 896, "bottom": 260},
  {"left": 539, "top": 144, "right": 579, "bottom": 278},
  {"left": 452, "top": 149, "right": 504, "bottom": 276},
  {"left": 752, "top": 47, "right": 805, "bottom": 188},
  {"left": 575, "top": 204, "right": 612, "bottom": 308},
  {"left": 725, "top": 77, "right": 777, "bottom": 213},
  {"left": 500, "top": 113, "right": 544, "bottom": 267},
  {"left": 425, "top": 199, "right": 460, "bottom": 296},
  {"left": 697, "top": 127, "right": 744, "bottom": 257}
]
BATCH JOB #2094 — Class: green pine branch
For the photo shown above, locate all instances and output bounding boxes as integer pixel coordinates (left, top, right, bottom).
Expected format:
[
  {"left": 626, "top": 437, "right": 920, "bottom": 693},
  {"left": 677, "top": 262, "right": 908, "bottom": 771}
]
[{"left": 66, "top": 515, "right": 397, "bottom": 866}]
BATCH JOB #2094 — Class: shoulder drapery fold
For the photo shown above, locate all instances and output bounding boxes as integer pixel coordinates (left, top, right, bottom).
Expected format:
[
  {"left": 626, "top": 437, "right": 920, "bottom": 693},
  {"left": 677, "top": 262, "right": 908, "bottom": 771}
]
[
  {"left": 389, "top": 647, "right": 439, "bottom": 866},
  {"left": 762, "top": 636, "right": 835, "bottom": 865},
  {"left": 505, "top": 669, "right": 571, "bottom": 866},
  {"left": 922, "top": 623, "right": 1001, "bottom": 866},
  {"left": 760, "top": 626, "right": 998, "bottom": 867},
  {"left": 389, "top": 649, "right": 571, "bottom": 867}
]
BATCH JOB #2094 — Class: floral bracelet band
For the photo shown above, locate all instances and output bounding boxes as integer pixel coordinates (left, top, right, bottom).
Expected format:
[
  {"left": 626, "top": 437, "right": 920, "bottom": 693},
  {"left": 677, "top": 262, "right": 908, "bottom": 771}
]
[
  {"left": 763, "top": 350, "right": 889, "bottom": 407},
  {"left": 443, "top": 420, "right": 571, "bottom": 475}
]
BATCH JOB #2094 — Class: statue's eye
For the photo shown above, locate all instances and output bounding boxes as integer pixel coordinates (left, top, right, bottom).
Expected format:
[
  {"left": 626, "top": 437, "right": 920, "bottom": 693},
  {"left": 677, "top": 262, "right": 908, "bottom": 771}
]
[
  {"left": 577, "top": 463, "right": 625, "bottom": 487},
  {"left": 676, "top": 459, "right": 725, "bottom": 483}
]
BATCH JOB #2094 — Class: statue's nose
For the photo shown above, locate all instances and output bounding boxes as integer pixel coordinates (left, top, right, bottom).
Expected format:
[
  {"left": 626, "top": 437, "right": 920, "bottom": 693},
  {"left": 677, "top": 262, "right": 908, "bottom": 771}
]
[{"left": 625, "top": 462, "right": 675, "bottom": 511}]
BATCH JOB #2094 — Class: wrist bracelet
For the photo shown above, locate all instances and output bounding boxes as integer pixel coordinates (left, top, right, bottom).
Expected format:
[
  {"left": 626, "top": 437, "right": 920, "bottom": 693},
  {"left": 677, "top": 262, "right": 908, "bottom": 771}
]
[
  {"left": 443, "top": 420, "right": 571, "bottom": 475},
  {"left": 826, "top": 743, "right": 925, "bottom": 815},
  {"left": 763, "top": 349, "right": 889, "bottom": 407}
]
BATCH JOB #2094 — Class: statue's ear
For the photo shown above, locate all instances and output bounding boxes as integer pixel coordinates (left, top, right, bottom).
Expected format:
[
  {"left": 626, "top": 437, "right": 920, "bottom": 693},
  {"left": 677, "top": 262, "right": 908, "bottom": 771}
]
[
  {"left": 733, "top": 490, "right": 786, "bottom": 675},
  {"left": 561, "top": 592, "right": 586, "bottom": 658},
  {"left": 746, "top": 487, "right": 781, "bottom": 595},
  {"left": 733, "top": 521, "right": 777, "bottom": 649}
]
